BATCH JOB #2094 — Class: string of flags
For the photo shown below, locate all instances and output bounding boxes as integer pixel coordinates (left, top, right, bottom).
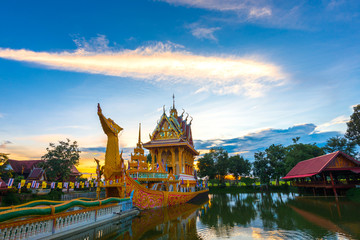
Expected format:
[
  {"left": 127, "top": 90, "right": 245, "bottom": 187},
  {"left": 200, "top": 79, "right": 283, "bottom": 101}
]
[{"left": 4, "top": 178, "right": 126, "bottom": 189}]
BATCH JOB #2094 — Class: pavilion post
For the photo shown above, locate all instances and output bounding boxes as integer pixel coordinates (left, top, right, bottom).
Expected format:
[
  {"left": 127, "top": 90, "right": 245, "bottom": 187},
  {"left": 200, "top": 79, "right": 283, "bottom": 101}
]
[{"left": 329, "top": 172, "right": 338, "bottom": 199}]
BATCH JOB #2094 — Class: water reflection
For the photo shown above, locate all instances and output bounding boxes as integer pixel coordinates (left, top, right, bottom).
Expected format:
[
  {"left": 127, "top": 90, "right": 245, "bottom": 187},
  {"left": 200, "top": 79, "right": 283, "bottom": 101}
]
[
  {"left": 96, "top": 192, "right": 360, "bottom": 239},
  {"left": 197, "top": 193, "right": 360, "bottom": 240}
]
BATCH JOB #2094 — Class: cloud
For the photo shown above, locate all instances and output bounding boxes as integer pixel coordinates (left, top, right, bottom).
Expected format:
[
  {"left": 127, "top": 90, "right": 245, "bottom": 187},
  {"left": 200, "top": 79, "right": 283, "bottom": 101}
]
[
  {"left": 81, "top": 147, "right": 106, "bottom": 153},
  {"left": 0, "top": 140, "right": 12, "bottom": 149},
  {"left": 195, "top": 123, "right": 340, "bottom": 160},
  {"left": 249, "top": 7, "right": 272, "bottom": 18},
  {"left": 190, "top": 27, "right": 221, "bottom": 41},
  {"left": 0, "top": 38, "right": 286, "bottom": 97},
  {"left": 161, "top": 0, "right": 272, "bottom": 17},
  {"left": 0, "top": 113, "right": 3, "bottom": 118},
  {"left": 313, "top": 115, "right": 348, "bottom": 133},
  {"left": 162, "top": 0, "right": 360, "bottom": 30}
]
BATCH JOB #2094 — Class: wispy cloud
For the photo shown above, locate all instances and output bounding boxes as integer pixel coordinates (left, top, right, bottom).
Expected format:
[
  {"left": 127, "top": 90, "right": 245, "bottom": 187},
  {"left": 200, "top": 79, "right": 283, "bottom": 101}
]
[
  {"left": 0, "top": 113, "right": 4, "bottom": 118},
  {"left": 162, "top": 0, "right": 360, "bottom": 30},
  {"left": 190, "top": 27, "right": 221, "bottom": 41},
  {"left": 161, "top": 0, "right": 272, "bottom": 17},
  {"left": 313, "top": 115, "right": 348, "bottom": 133},
  {"left": 0, "top": 140, "right": 12, "bottom": 149},
  {"left": 249, "top": 7, "right": 272, "bottom": 18},
  {"left": 0, "top": 37, "right": 286, "bottom": 97}
]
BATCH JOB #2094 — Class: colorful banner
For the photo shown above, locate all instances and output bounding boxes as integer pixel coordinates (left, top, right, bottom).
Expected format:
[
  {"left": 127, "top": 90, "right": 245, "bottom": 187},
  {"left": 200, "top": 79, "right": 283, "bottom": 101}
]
[
  {"left": 51, "top": 182, "right": 56, "bottom": 189},
  {"left": 57, "top": 182, "right": 62, "bottom": 189},
  {"left": 31, "top": 180, "right": 36, "bottom": 188},
  {"left": 20, "top": 179, "right": 26, "bottom": 187},
  {"left": 27, "top": 183, "right": 31, "bottom": 188},
  {"left": 7, "top": 178, "right": 14, "bottom": 188}
]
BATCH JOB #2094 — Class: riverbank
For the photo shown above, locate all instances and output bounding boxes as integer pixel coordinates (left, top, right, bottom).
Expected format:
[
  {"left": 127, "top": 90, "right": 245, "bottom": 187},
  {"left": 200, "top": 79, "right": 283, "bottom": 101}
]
[{"left": 209, "top": 184, "right": 297, "bottom": 194}]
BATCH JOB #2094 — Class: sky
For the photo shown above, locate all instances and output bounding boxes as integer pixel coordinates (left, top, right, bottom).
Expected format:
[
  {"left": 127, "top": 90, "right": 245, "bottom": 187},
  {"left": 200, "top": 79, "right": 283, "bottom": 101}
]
[{"left": 0, "top": 0, "right": 359, "bottom": 174}]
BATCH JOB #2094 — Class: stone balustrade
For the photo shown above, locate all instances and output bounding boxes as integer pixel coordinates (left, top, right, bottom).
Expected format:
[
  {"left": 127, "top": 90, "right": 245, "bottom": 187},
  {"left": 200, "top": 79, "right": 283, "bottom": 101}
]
[{"left": 0, "top": 198, "right": 133, "bottom": 240}]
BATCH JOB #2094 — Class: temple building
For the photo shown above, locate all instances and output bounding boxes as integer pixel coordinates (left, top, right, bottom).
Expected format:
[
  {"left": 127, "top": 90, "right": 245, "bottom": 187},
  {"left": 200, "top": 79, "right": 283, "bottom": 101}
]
[
  {"left": 143, "top": 96, "right": 198, "bottom": 180},
  {"left": 283, "top": 151, "right": 360, "bottom": 197}
]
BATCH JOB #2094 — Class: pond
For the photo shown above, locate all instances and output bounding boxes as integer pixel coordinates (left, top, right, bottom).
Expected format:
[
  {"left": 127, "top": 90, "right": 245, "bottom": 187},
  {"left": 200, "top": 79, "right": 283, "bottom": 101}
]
[{"left": 71, "top": 192, "right": 360, "bottom": 240}]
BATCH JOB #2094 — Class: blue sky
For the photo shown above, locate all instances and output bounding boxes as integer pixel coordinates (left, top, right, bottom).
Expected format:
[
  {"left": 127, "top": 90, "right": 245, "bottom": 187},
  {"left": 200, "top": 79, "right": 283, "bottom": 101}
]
[{"left": 0, "top": 0, "right": 359, "bottom": 173}]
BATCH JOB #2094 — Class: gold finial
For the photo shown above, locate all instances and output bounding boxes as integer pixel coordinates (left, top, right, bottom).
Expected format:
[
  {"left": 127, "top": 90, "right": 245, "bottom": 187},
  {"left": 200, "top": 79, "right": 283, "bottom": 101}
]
[
  {"left": 138, "top": 123, "right": 141, "bottom": 146},
  {"left": 172, "top": 94, "right": 175, "bottom": 109},
  {"left": 190, "top": 116, "right": 193, "bottom": 125},
  {"left": 163, "top": 105, "right": 165, "bottom": 114}
]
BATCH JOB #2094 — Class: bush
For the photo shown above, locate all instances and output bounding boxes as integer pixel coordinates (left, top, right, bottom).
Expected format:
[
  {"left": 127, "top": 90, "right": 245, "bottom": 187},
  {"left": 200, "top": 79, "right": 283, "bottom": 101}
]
[
  {"left": 1, "top": 188, "right": 21, "bottom": 206},
  {"left": 346, "top": 188, "right": 360, "bottom": 202}
]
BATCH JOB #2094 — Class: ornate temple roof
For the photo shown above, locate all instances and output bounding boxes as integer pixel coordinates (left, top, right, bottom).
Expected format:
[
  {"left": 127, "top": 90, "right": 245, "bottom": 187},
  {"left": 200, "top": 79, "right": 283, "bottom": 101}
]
[{"left": 143, "top": 96, "right": 198, "bottom": 155}]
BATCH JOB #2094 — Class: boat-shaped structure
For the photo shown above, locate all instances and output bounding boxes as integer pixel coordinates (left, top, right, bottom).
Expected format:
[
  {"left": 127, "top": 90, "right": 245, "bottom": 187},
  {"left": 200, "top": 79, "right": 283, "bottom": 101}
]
[{"left": 97, "top": 98, "right": 208, "bottom": 210}]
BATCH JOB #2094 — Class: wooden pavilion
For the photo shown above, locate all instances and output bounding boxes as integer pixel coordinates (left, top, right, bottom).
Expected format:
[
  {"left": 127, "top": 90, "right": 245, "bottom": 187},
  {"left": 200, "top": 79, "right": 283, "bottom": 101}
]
[{"left": 283, "top": 151, "right": 360, "bottom": 197}]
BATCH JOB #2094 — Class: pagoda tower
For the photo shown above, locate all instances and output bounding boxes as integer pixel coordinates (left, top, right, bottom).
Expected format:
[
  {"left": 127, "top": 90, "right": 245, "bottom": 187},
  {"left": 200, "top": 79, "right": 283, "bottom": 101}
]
[
  {"left": 129, "top": 123, "right": 148, "bottom": 172},
  {"left": 143, "top": 95, "right": 198, "bottom": 179}
]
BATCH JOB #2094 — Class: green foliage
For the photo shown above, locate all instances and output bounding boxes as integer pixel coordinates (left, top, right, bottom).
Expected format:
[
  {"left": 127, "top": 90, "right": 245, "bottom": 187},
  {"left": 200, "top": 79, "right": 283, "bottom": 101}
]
[
  {"left": 147, "top": 153, "right": 152, "bottom": 163},
  {"left": 197, "top": 147, "right": 230, "bottom": 183},
  {"left": 40, "top": 139, "right": 81, "bottom": 181},
  {"left": 2, "top": 191, "right": 21, "bottom": 206},
  {"left": 323, "top": 136, "right": 358, "bottom": 157},
  {"left": 229, "top": 155, "right": 251, "bottom": 182},
  {"left": 253, "top": 151, "right": 272, "bottom": 184},
  {"left": 197, "top": 151, "right": 216, "bottom": 179},
  {"left": 284, "top": 140, "right": 324, "bottom": 173},
  {"left": 345, "top": 104, "right": 360, "bottom": 146},
  {"left": 213, "top": 148, "right": 229, "bottom": 183},
  {"left": 241, "top": 177, "right": 256, "bottom": 186},
  {"left": 0, "top": 153, "right": 10, "bottom": 180},
  {"left": 346, "top": 188, "right": 360, "bottom": 202},
  {"left": 266, "top": 144, "right": 287, "bottom": 185}
]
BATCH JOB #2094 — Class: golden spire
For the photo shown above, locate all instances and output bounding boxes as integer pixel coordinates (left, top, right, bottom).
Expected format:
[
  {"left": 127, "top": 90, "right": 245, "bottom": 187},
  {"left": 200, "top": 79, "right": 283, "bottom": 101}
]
[
  {"left": 170, "top": 94, "right": 178, "bottom": 117},
  {"left": 137, "top": 123, "right": 141, "bottom": 147},
  {"left": 173, "top": 94, "right": 175, "bottom": 109}
]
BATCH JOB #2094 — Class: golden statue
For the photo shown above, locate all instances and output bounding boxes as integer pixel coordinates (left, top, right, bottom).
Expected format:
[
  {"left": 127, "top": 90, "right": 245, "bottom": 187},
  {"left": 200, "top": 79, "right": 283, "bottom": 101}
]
[
  {"left": 97, "top": 103, "right": 124, "bottom": 179},
  {"left": 94, "top": 158, "right": 104, "bottom": 199}
]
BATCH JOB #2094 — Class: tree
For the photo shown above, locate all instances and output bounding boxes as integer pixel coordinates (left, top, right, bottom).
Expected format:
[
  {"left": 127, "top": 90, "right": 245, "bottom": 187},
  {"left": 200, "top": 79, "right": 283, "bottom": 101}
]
[
  {"left": 345, "top": 104, "right": 360, "bottom": 146},
  {"left": 197, "top": 147, "right": 229, "bottom": 182},
  {"left": 40, "top": 139, "right": 81, "bottom": 181},
  {"left": 0, "top": 153, "right": 10, "bottom": 180},
  {"left": 197, "top": 152, "right": 216, "bottom": 179},
  {"left": 147, "top": 153, "right": 152, "bottom": 163},
  {"left": 266, "top": 144, "right": 287, "bottom": 185},
  {"left": 229, "top": 155, "right": 251, "bottom": 185},
  {"left": 323, "top": 136, "right": 358, "bottom": 158},
  {"left": 284, "top": 140, "right": 324, "bottom": 173},
  {"left": 213, "top": 148, "right": 229, "bottom": 184},
  {"left": 253, "top": 151, "right": 272, "bottom": 184}
]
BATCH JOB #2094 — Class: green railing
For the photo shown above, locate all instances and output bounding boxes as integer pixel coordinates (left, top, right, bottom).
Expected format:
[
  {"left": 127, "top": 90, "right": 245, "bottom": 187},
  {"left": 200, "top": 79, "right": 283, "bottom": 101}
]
[
  {"left": 129, "top": 172, "right": 168, "bottom": 179},
  {"left": 0, "top": 197, "right": 131, "bottom": 223}
]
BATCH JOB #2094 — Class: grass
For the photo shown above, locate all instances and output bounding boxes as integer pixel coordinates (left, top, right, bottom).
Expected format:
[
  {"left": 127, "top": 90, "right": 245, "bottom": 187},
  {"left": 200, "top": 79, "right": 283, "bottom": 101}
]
[
  {"left": 208, "top": 181, "right": 290, "bottom": 187},
  {"left": 208, "top": 181, "right": 296, "bottom": 194}
]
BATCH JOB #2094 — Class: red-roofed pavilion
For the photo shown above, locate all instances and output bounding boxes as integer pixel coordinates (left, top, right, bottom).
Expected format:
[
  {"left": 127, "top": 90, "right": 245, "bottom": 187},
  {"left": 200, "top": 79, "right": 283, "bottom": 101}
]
[{"left": 283, "top": 151, "right": 360, "bottom": 197}]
